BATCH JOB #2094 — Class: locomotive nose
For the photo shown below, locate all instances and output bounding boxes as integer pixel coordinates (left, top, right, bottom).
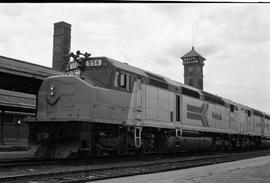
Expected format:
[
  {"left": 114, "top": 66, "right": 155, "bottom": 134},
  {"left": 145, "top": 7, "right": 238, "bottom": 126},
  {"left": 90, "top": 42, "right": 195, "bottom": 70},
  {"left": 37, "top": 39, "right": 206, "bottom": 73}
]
[{"left": 37, "top": 75, "right": 94, "bottom": 120}]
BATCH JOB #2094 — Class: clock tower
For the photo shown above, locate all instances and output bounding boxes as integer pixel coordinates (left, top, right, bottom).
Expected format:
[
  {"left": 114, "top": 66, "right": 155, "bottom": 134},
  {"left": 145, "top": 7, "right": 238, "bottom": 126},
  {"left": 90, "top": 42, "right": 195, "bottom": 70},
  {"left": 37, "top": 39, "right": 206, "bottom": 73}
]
[{"left": 181, "top": 46, "right": 205, "bottom": 90}]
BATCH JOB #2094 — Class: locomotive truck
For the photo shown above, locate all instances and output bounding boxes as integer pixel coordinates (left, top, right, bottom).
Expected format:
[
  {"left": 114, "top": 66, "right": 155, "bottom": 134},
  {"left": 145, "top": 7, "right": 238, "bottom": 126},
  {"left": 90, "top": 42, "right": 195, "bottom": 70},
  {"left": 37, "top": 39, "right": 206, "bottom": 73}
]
[{"left": 26, "top": 52, "right": 270, "bottom": 159}]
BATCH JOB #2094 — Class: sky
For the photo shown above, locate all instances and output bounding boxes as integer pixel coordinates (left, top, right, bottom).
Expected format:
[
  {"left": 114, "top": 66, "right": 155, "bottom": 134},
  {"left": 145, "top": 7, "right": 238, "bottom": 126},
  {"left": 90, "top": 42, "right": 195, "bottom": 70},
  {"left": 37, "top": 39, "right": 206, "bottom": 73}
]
[{"left": 0, "top": 3, "right": 269, "bottom": 113}]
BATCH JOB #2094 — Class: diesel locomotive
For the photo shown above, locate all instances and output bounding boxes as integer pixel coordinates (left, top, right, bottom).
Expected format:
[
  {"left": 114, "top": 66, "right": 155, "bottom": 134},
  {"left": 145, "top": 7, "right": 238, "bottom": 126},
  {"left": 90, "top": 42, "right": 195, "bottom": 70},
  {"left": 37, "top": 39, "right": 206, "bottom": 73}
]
[{"left": 26, "top": 51, "right": 270, "bottom": 159}]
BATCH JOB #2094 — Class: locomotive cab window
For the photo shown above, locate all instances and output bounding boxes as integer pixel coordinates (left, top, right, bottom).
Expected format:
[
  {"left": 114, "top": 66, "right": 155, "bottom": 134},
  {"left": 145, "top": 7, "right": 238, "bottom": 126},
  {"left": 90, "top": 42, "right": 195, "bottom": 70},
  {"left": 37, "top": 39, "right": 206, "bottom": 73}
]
[
  {"left": 247, "top": 110, "right": 251, "bottom": 117},
  {"left": 120, "top": 73, "right": 128, "bottom": 89},
  {"left": 230, "top": 105, "right": 234, "bottom": 112},
  {"left": 114, "top": 72, "right": 119, "bottom": 87},
  {"left": 114, "top": 71, "right": 130, "bottom": 91}
]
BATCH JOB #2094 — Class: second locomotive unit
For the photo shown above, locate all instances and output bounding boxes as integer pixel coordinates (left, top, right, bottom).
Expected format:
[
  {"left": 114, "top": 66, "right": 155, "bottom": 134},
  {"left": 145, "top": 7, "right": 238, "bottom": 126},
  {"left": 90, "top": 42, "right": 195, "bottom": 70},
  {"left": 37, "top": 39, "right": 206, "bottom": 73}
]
[{"left": 27, "top": 51, "right": 270, "bottom": 159}]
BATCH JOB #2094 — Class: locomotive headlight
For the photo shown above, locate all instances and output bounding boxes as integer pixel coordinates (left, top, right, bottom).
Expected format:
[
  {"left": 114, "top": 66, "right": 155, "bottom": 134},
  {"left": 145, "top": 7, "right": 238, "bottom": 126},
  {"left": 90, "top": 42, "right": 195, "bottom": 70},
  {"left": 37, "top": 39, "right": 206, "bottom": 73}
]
[
  {"left": 47, "top": 83, "right": 59, "bottom": 105},
  {"left": 50, "top": 85, "right": 55, "bottom": 96}
]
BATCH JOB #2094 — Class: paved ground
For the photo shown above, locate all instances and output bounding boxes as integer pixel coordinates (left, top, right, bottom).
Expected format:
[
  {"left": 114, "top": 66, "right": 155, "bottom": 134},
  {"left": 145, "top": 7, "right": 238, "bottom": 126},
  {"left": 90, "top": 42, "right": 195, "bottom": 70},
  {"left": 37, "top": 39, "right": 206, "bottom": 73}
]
[{"left": 91, "top": 155, "right": 270, "bottom": 183}]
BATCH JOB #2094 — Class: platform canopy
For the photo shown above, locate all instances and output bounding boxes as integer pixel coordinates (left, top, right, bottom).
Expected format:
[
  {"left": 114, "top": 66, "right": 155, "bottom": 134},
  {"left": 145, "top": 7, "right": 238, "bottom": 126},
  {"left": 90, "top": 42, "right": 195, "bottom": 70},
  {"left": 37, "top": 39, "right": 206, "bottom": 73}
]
[
  {"left": 0, "top": 55, "right": 63, "bottom": 94},
  {"left": 0, "top": 89, "right": 35, "bottom": 113}
]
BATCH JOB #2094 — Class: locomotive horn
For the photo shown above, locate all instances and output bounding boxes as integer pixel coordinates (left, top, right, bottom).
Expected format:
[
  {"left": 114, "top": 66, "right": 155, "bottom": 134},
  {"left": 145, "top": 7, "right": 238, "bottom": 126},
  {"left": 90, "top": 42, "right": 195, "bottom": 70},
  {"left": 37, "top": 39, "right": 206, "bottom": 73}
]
[
  {"left": 76, "top": 50, "right": 81, "bottom": 56},
  {"left": 84, "top": 52, "right": 91, "bottom": 58}
]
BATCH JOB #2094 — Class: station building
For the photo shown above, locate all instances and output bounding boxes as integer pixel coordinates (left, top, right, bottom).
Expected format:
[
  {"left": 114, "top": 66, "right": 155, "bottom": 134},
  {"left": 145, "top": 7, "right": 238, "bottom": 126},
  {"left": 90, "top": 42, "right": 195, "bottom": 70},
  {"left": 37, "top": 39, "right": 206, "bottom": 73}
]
[
  {"left": 0, "top": 21, "right": 71, "bottom": 145},
  {"left": 0, "top": 55, "right": 62, "bottom": 145}
]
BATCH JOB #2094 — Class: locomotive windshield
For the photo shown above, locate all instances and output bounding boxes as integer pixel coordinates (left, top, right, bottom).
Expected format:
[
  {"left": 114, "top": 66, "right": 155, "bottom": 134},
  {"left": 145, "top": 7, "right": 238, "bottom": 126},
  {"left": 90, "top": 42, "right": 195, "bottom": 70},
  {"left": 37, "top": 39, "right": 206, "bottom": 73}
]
[
  {"left": 83, "top": 59, "right": 113, "bottom": 87},
  {"left": 66, "top": 51, "right": 114, "bottom": 88}
]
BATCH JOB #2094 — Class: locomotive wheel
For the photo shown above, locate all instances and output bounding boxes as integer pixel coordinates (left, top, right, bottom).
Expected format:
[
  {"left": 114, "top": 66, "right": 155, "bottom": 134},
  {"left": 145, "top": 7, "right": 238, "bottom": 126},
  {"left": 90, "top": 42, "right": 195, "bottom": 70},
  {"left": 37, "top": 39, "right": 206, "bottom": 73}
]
[
  {"left": 116, "top": 140, "right": 128, "bottom": 155},
  {"left": 211, "top": 139, "right": 217, "bottom": 152},
  {"left": 141, "top": 140, "right": 155, "bottom": 154},
  {"left": 35, "top": 143, "right": 51, "bottom": 159},
  {"left": 227, "top": 141, "right": 233, "bottom": 151}
]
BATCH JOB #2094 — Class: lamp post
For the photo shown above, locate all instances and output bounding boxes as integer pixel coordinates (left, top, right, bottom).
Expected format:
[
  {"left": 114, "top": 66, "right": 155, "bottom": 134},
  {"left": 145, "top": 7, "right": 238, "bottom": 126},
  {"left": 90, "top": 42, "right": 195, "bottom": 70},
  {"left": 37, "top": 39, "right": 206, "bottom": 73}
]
[{"left": 17, "top": 120, "right": 21, "bottom": 144}]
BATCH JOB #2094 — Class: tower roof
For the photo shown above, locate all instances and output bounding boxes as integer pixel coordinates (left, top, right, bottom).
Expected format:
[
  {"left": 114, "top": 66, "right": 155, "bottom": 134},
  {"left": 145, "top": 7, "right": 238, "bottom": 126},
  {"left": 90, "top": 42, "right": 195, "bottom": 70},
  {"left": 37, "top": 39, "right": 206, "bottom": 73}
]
[
  {"left": 181, "top": 46, "right": 206, "bottom": 60},
  {"left": 54, "top": 21, "right": 71, "bottom": 27}
]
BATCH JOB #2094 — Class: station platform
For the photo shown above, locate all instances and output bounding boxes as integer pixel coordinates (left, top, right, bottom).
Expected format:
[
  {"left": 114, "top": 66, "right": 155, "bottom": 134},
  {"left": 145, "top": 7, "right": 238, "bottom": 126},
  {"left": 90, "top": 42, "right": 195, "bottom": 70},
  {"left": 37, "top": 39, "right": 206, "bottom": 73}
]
[
  {"left": 0, "top": 150, "right": 34, "bottom": 160},
  {"left": 0, "top": 144, "right": 33, "bottom": 160},
  {"left": 0, "top": 144, "right": 29, "bottom": 152},
  {"left": 92, "top": 155, "right": 270, "bottom": 183}
]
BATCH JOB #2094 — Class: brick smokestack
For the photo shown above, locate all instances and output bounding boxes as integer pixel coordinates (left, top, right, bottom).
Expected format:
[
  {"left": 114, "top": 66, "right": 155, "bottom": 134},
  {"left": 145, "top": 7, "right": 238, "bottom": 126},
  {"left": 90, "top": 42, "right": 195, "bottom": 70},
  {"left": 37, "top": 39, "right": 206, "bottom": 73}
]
[{"left": 52, "top": 21, "right": 71, "bottom": 72}]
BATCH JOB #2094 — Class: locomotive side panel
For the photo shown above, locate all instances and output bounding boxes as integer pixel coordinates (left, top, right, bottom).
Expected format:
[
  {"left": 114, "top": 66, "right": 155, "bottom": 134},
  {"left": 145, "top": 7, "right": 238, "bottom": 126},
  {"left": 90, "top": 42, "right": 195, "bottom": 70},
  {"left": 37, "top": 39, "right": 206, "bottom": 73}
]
[
  {"left": 90, "top": 87, "right": 132, "bottom": 122},
  {"left": 181, "top": 96, "right": 229, "bottom": 133},
  {"left": 221, "top": 105, "right": 230, "bottom": 130},
  {"left": 144, "top": 85, "right": 176, "bottom": 128},
  {"left": 254, "top": 115, "right": 263, "bottom": 135},
  {"left": 182, "top": 96, "right": 204, "bottom": 127},
  {"left": 237, "top": 108, "right": 246, "bottom": 135},
  {"left": 229, "top": 106, "right": 240, "bottom": 132},
  {"left": 182, "top": 96, "right": 244, "bottom": 134},
  {"left": 145, "top": 85, "right": 158, "bottom": 121},
  {"left": 247, "top": 112, "right": 255, "bottom": 135},
  {"left": 264, "top": 117, "right": 270, "bottom": 138},
  {"left": 205, "top": 103, "right": 228, "bottom": 130},
  {"left": 158, "top": 89, "right": 170, "bottom": 122},
  {"left": 211, "top": 104, "right": 229, "bottom": 130}
]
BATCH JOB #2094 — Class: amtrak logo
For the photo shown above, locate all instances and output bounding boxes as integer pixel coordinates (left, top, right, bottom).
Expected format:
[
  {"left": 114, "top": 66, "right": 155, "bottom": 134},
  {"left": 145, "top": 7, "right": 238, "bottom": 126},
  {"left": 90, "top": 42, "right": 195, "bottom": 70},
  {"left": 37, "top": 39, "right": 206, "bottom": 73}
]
[{"left": 187, "top": 103, "right": 209, "bottom": 127}]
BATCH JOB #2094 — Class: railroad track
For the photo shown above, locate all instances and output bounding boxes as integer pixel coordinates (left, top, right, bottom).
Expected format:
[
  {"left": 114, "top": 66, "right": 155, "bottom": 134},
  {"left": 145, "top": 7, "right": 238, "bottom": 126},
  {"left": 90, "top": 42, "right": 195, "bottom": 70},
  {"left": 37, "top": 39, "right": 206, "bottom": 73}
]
[
  {"left": 0, "top": 151, "right": 206, "bottom": 168},
  {"left": 0, "top": 155, "right": 131, "bottom": 168},
  {"left": 1, "top": 149, "right": 270, "bottom": 183}
]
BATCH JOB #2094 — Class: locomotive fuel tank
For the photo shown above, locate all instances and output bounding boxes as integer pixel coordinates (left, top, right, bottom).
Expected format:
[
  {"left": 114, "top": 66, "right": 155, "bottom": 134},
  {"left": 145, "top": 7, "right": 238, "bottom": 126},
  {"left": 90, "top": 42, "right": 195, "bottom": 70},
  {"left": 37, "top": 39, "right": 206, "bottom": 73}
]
[{"left": 161, "top": 136, "right": 213, "bottom": 152}]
